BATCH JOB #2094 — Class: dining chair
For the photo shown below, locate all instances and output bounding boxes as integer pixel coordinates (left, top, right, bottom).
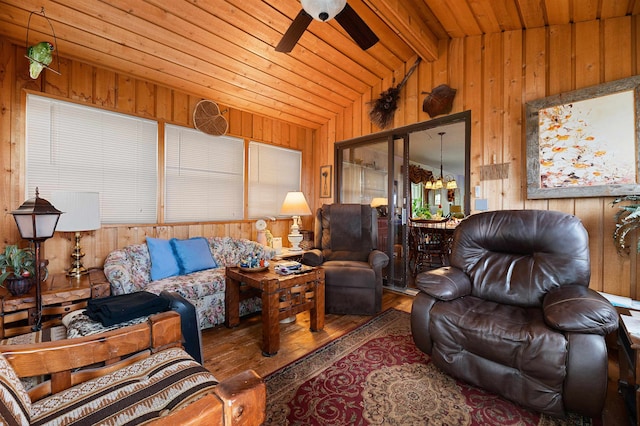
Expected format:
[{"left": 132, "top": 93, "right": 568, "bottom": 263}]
[{"left": 409, "top": 221, "right": 450, "bottom": 276}]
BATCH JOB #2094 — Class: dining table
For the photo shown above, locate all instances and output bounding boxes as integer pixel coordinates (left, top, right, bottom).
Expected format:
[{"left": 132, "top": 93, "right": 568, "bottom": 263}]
[{"left": 408, "top": 218, "right": 460, "bottom": 275}]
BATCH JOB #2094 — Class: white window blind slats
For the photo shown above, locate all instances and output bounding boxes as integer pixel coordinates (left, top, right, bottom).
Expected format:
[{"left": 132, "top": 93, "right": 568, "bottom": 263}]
[
  {"left": 248, "top": 142, "right": 301, "bottom": 218},
  {"left": 26, "top": 94, "right": 158, "bottom": 224},
  {"left": 27, "top": 96, "right": 300, "bottom": 225},
  {"left": 164, "top": 125, "right": 244, "bottom": 222}
]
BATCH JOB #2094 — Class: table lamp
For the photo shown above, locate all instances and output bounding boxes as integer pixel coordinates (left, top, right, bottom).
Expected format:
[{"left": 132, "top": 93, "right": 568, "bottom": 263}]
[
  {"left": 51, "top": 191, "right": 100, "bottom": 277},
  {"left": 370, "top": 197, "right": 388, "bottom": 217},
  {"left": 11, "top": 187, "right": 62, "bottom": 331},
  {"left": 280, "top": 192, "right": 311, "bottom": 251}
]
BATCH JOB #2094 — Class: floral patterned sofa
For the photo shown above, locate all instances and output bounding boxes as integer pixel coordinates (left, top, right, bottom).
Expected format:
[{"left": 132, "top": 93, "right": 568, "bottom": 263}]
[{"left": 103, "top": 237, "right": 275, "bottom": 329}]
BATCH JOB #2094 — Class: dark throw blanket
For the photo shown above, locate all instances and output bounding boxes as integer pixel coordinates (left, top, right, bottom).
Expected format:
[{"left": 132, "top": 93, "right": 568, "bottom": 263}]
[{"left": 86, "top": 292, "right": 170, "bottom": 326}]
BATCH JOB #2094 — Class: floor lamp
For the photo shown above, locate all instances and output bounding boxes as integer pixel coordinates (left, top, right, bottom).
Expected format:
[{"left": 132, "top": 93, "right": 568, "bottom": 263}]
[
  {"left": 11, "top": 188, "right": 62, "bottom": 331},
  {"left": 51, "top": 191, "right": 100, "bottom": 277}
]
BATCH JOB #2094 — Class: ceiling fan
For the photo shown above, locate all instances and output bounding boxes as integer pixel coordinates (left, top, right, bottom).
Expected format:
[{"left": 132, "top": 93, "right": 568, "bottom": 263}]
[{"left": 276, "top": 0, "right": 379, "bottom": 53}]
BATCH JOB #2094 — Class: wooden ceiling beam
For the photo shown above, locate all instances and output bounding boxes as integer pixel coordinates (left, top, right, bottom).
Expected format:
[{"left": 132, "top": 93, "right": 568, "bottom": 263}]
[
  {"left": 363, "top": 0, "right": 440, "bottom": 62},
  {"left": 142, "top": 0, "right": 361, "bottom": 107},
  {"left": 464, "top": 0, "right": 502, "bottom": 34},
  {"left": 257, "top": 0, "right": 398, "bottom": 78},
  {"left": 516, "top": 0, "right": 547, "bottom": 29},
  {"left": 426, "top": 0, "right": 482, "bottom": 38},
  {"left": 88, "top": 0, "right": 349, "bottom": 114},
  {"left": 0, "top": 1, "right": 332, "bottom": 125},
  {"left": 0, "top": 21, "right": 326, "bottom": 129}
]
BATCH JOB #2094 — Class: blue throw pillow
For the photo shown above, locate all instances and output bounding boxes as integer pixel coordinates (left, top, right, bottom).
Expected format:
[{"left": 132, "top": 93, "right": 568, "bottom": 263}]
[
  {"left": 170, "top": 237, "right": 217, "bottom": 275},
  {"left": 146, "top": 237, "right": 180, "bottom": 281}
]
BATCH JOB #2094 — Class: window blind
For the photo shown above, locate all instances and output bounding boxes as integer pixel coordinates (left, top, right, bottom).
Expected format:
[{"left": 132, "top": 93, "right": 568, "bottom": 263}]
[
  {"left": 165, "top": 125, "right": 244, "bottom": 222},
  {"left": 25, "top": 94, "right": 158, "bottom": 224},
  {"left": 248, "top": 142, "right": 301, "bottom": 218}
]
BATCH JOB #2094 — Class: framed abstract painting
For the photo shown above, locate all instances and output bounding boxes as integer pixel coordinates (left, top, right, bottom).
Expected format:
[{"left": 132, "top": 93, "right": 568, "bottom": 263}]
[{"left": 526, "top": 76, "right": 640, "bottom": 199}]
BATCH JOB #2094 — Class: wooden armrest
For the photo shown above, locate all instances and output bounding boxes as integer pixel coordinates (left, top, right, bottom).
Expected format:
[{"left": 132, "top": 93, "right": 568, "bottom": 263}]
[
  {"left": 148, "top": 369, "right": 265, "bottom": 426},
  {"left": 215, "top": 369, "right": 266, "bottom": 426},
  {"left": 148, "top": 394, "right": 223, "bottom": 426},
  {"left": 0, "top": 311, "right": 183, "bottom": 398}
]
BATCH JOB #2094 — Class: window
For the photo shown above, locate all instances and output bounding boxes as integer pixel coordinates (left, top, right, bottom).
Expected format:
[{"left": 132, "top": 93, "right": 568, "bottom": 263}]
[
  {"left": 165, "top": 125, "right": 244, "bottom": 222},
  {"left": 25, "top": 94, "right": 158, "bottom": 223},
  {"left": 248, "top": 142, "right": 301, "bottom": 218},
  {"left": 26, "top": 95, "right": 300, "bottom": 225}
]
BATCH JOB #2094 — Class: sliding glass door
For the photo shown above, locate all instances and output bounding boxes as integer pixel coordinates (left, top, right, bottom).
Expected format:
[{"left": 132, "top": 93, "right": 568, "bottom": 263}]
[{"left": 336, "top": 111, "right": 471, "bottom": 290}]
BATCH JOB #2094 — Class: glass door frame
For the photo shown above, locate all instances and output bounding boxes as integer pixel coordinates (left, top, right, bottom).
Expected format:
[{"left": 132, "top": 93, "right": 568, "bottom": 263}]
[{"left": 335, "top": 111, "right": 471, "bottom": 289}]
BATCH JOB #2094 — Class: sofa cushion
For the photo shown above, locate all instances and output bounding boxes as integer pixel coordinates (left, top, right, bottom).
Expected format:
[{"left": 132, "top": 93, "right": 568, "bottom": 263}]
[
  {"left": 147, "top": 237, "right": 180, "bottom": 281},
  {"left": 30, "top": 348, "right": 218, "bottom": 425},
  {"left": 0, "top": 352, "right": 31, "bottom": 425},
  {"left": 209, "top": 236, "right": 274, "bottom": 267},
  {"left": 171, "top": 237, "right": 218, "bottom": 274},
  {"left": 143, "top": 268, "right": 226, "bottom": 299},
  {"left": 124, "top": 244, "right": 153, "bottom": 293}
]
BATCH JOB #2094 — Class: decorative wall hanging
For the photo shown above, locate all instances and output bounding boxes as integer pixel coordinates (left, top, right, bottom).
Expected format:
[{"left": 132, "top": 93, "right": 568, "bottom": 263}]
[
  {"left": 320, "top": 165, "right": 332, "bottom": 198},
  {"left": 526, "top": 75, "right": 640, "bottom": 199},
  {"left": 369, "top": 58, "right": 421, "bottom": 129},
  {"left": 193, "top": 100, "right": 229, "bottom": 136},
  {"left": 422, "top": 84, "right": 456, "bottom": 117},
  {"left": 25, "top": 8, "right": 61, "bottom": 79}
]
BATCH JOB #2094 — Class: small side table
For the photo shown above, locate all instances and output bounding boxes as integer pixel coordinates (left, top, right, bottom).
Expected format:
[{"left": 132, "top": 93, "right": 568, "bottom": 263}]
[
  {"left": 618, "top": 312, "right": 640, "bottom": 425},
  {"left": 225, "top": 265, "right": 325, "bottom": 356},
  {"left": 0, "top": 269, "right": 110, "bottom": 338}
]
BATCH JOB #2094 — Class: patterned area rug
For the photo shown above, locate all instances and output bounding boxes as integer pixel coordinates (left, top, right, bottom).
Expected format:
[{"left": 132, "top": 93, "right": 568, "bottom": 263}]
[{"left": 265, "top": 309, "right": 598, "bottom": 426}]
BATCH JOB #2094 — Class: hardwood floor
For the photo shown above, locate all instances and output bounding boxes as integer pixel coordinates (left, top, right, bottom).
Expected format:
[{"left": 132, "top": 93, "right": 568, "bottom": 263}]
[{"left": 201, "top": 289, "right": 629, "bottom": 425}]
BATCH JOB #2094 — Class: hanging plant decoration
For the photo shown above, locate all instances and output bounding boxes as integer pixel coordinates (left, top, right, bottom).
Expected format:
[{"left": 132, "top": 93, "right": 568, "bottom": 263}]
[
  {"left": 24, "top": 7, "right": 61, "bottom": 79},
  {"left": 422, "top": 84, "right": 457, "bottom": 118},
  {"left": 369, "top": 58, "right": 421, "bottom": 129}
]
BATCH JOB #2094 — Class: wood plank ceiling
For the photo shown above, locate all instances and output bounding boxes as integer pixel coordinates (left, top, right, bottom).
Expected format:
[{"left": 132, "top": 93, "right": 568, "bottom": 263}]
[{"left": 1, "top": 0, "right": 638, "bottom": 129}]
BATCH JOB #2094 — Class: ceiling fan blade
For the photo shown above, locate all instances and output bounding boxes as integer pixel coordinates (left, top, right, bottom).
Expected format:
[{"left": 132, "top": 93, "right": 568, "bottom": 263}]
[
  {"left": 275, "top": 10, "right": 313, "bottom": 53},
  {"left": 335, "top": 3, "right": 379, "bottom": 50}
]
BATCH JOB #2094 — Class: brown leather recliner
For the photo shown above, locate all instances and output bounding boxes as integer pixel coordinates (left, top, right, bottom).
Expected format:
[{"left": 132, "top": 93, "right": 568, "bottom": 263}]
[
  {"left": 411, "top": 209, "right": 618, "bottom": 418},
  {"left": 302, "top": 204, "right": 389, "bottom": 315}
]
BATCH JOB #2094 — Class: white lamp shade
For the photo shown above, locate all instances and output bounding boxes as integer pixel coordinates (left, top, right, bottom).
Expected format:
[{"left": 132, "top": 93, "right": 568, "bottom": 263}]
[
  {"left": 14, "top": 214, "right": 60, "bottom": 239},
  {"left": 51, "top": 191, "right": 101, "bottom": 232},
  {"left": 301, "top": 0, "right": 347, "bottom": 21},
  {"left": 11, "top": 189, "right": 62, "bottom": 240},
  {"left": 280, "top": 192, "right": 312, "bottom": 216}
]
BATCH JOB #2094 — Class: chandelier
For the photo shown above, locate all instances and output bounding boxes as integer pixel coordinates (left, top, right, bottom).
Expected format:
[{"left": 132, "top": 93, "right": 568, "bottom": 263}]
[{"left": 425, "top": 132, "right": 457, "bottom": 190}]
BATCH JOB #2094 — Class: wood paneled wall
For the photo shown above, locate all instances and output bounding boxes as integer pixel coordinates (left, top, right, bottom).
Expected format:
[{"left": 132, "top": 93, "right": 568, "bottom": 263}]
[
  {"left": 0, "top": 38, "right": 315, "bottom": 275},
  {"left": 3, "top": 15, "right": 640, "bottom": 298},
  {"left": 320, "top": 17, "right": 640, "bottom": 298}
]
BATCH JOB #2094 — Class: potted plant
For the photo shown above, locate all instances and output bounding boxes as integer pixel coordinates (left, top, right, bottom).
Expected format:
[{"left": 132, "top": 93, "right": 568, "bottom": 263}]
[{"left": 0, "top": 245, "right": 36, "bottom": 296}]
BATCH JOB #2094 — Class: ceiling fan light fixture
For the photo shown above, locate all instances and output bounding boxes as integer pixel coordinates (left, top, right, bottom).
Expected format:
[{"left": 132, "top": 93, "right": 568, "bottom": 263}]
[{"left": 301, "top": 0, "right": 347, "bottom": 22}]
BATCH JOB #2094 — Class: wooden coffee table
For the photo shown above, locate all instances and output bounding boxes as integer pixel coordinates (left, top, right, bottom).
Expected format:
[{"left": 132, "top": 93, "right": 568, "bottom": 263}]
[{"left": 225, "top": 265, "right": 325, "bottom": 356}]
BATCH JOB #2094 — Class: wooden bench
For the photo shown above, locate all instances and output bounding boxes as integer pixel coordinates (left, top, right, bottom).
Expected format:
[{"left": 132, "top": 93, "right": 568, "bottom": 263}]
[{"left": 0, "top": 311, "right": 265, "bottom": 425}]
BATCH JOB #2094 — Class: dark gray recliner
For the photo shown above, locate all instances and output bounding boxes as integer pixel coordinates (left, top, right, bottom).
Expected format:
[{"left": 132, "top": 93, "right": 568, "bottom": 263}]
[
  {"left": 411, "top": 209, "right": 619, "bottom": 418},
  {"left": 302, "top": 204, "right": 389, "bottom": 315}
]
